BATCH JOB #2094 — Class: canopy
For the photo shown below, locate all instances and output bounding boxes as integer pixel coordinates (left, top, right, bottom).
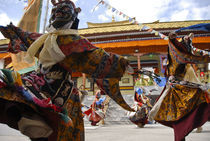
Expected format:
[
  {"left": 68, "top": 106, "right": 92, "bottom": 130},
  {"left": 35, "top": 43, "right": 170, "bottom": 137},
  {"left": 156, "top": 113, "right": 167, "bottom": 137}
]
[{"left": 175, "top": 23, "right": 210, "bottom": 32}]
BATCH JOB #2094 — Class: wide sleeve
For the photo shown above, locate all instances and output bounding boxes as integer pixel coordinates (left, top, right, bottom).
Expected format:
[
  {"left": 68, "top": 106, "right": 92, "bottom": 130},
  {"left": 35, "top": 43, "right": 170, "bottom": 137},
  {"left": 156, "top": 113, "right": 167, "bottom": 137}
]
[
  {"left": 58, "top": 35, "right": 133, "bottom": 111},
  {"left": 0, "top": 23, "right": 42, "bottom": 53},
  {"left": 168, "top": 36, "right": 209, "bottom": 64}
]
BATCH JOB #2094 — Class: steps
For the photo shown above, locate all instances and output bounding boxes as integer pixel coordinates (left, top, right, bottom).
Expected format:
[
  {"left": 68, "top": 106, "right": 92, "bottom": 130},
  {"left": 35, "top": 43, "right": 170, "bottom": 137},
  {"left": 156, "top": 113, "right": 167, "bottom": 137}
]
[{"left": 82, "top": 86, "right": 163, "bottom": 125}]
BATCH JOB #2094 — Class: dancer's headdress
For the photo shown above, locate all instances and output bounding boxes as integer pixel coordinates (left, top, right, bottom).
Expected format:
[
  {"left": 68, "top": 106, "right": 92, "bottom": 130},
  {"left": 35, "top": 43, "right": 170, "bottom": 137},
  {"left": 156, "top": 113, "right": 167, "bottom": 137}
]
[{"left": 51, "top": 0, "right": 81, "bottom": 13}]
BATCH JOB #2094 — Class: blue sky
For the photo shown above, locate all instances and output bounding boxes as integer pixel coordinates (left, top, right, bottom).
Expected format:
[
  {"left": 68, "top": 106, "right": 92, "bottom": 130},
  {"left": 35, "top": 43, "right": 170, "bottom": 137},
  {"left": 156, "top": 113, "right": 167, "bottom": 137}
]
[{"left": 0, "top": 0, "right": 210, "bottom": 39}]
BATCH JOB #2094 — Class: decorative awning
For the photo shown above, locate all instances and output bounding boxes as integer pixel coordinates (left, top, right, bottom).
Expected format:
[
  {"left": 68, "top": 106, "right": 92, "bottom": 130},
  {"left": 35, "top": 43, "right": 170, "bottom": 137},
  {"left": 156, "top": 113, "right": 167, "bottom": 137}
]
[
  {"left": 0, "top": 52, "right": 10, "bottom": 59},
  {"left": 94, "top": 36, "right": 210, "bottom": 49}
]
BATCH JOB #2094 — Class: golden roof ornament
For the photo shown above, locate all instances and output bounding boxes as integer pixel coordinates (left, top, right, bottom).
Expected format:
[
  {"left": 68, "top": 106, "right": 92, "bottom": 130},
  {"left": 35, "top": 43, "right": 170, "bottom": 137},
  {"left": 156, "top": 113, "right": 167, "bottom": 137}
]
[{"left": 112, "top": 15, "right": 115, "bottom": 22}]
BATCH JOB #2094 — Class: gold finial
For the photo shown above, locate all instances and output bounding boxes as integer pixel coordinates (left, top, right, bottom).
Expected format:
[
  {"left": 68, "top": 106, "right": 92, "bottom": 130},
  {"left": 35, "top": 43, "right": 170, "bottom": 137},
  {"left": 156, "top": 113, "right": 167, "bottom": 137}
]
[
  {"left": 112, "top": 15, "right": 115, "bottom": 22},
  {"left": 153, "top": 20, "right": 159, "bottom": 23}
]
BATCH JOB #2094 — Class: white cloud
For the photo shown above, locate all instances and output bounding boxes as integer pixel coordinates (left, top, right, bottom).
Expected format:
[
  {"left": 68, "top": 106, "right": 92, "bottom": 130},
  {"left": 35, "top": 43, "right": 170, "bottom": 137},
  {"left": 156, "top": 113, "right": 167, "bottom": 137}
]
[
  {"left": 98, "top": 14, "right": 109, "bottom": 22},
  {"left": 0, "top": 12, "right": 18, "bottom": 39},
  {"left": 0, "top": 34, "right": 4, "bottom": 40},
  {"left": 179, "top": 0, "right": 192, "bottom": 9},
  {"left": 106, "top": 0, "right": 171, "bottom": 23},
  {"left": 0, "top": 13, "right": 17, "bottom": 26},
  {"left": 191, "top": 6, "right": 210, "bottom": 20},
  {"left": 105, "top": 9, "right": 113, "bottom": 17},
  {"left": 170, "top": 10, "right": 189, "bottom": 21},
  {"left": 104, "top": 0, "right": 210, "bottom": 23}
]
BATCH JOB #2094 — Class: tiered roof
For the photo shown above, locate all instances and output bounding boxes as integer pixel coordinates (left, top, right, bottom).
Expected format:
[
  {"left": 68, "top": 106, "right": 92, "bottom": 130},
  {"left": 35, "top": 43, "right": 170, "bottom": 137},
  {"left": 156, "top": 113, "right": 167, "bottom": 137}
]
[
  {"left": 1, "top": 20, "right": 210, "bottom": 55},
  {"left": 77, "top": 20, "right": 210, "bottom": 55}
]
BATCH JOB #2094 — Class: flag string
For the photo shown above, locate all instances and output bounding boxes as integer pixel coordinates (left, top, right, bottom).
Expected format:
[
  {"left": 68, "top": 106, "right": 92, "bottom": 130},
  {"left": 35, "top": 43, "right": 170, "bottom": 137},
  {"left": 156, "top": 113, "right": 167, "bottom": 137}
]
[
  {"left": 94, "top": 0, "right": 209, "bottom": 56},
  {"left": 95, "top": 0, "right": 169, "bottom": 40}
]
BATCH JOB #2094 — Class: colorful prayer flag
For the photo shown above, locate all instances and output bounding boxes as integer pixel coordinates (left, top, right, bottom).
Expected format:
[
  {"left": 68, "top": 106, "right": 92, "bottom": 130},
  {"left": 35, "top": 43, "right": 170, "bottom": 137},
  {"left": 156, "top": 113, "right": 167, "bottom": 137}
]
[
  {"left": 13, "top": 0, "right": 42, "bottom": 73},
  {"left": 96, "top": 0, "right": 168, "bottom": 40},
  {"left": 112, "top": 8, "right": 116, "bottom": 12}
]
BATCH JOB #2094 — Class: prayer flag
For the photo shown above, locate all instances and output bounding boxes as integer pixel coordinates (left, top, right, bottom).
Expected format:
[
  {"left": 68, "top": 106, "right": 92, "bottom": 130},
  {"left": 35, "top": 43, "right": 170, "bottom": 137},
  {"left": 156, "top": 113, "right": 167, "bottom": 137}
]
[
  {"left": 12, "top": 0, "right": 43, "bottom": 73},
  {"left": 164, "top": 37, "right": 168, "bottom": 40},
  {"left": 20, "top": 0, "right": 42, "bottom": 32},
  {"left": 141, "top": 25, "right": 150, "bottom": 30},
  {"left": 112, "top": 8, "right": 116, "bottom": 12}
]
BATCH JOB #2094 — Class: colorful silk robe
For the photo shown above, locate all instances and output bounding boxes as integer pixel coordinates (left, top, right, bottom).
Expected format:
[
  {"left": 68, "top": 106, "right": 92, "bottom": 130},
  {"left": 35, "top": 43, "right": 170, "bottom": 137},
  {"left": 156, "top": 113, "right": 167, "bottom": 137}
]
[
  {"left": 150, "top": 35, "right": 210, "bottom": 141},
  {"left": 0, "top": 24, "right": 132, "bottom": 141}
]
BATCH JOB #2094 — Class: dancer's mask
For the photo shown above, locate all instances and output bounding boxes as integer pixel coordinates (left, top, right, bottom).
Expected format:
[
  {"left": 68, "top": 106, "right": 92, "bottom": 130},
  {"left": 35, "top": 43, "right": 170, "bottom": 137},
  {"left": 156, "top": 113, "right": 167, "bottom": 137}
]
[{"left": 49, "top": 0, "right": 81, "bottom": 29}]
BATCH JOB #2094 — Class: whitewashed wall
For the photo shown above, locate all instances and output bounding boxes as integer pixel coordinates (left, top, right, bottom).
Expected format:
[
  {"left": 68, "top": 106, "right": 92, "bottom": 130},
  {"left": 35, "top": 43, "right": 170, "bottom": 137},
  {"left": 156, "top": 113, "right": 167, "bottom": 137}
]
[
  {"left": 76, "top": 73, "right": 134, "bottom": 95},
  {"left": 0, "top": 59, "right": 4, "bottom": 69}
]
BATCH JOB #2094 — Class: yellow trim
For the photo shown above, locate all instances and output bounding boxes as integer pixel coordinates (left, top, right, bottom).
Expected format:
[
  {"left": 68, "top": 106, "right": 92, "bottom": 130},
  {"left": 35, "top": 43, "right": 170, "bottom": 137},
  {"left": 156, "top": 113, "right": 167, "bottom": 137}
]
[
  {"left": 120, "top": 86, "right": 134, "bottom": 90},
  {"left": 79, "top": 20, "right": 210, "bottom": 34},
  {"left": 0, "top": 39, "right": 9, "bottom": 45}
]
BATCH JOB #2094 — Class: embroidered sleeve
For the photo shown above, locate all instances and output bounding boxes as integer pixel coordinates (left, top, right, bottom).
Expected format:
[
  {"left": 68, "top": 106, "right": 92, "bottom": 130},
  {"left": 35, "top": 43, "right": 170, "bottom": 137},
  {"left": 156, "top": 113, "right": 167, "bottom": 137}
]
[
  {"left": 0, "top": 23, "right": 42, "bottom": 53},
  {"left": 169, "top": 38, "right": 209, "bottom": 64},
  {"left": 170, "top": 38, "right": 189, "bottom": 54},
  {"left": 58, "top": 35, "right": 97, "bottom": 56}
]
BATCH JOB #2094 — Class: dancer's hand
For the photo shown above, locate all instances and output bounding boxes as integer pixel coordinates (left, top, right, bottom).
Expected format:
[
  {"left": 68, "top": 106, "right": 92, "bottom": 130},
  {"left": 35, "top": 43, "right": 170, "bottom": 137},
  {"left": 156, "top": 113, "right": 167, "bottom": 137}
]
[
  {"left": 168, "top": 32, "right": 177, "bottom": 39},
  {"left": 0, "top": 25, "right": 10, "bottom": 39}
]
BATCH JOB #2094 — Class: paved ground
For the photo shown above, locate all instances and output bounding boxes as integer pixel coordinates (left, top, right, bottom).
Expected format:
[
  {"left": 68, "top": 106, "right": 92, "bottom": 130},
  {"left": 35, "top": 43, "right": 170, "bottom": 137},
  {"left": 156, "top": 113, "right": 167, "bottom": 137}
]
[
  {"left": 0, "top": 124, "right": 30, "bottom": 141},
  {"left": 0, "top": 122, "right": 209, "bottom": 141},
  {"left": 85, "top": 122, "right": 210, "bottom": 141}
]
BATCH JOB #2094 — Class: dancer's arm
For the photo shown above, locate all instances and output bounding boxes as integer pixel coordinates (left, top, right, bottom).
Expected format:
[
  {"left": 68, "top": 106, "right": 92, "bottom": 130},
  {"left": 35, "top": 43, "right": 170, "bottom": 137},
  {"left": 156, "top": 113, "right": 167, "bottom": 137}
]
[
  {"left": 0, "top": 23, "right": 42, "bottom": 53},
  {"left": 168, "top": 32, "right": 209, "bottom": 63}
]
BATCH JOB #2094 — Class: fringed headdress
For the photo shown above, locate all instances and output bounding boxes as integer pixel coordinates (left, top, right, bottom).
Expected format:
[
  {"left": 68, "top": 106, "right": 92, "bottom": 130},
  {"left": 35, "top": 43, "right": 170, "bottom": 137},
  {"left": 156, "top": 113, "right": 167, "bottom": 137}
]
[{"left": 51, "top": 0, "right": 81, "bottom": 13}]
